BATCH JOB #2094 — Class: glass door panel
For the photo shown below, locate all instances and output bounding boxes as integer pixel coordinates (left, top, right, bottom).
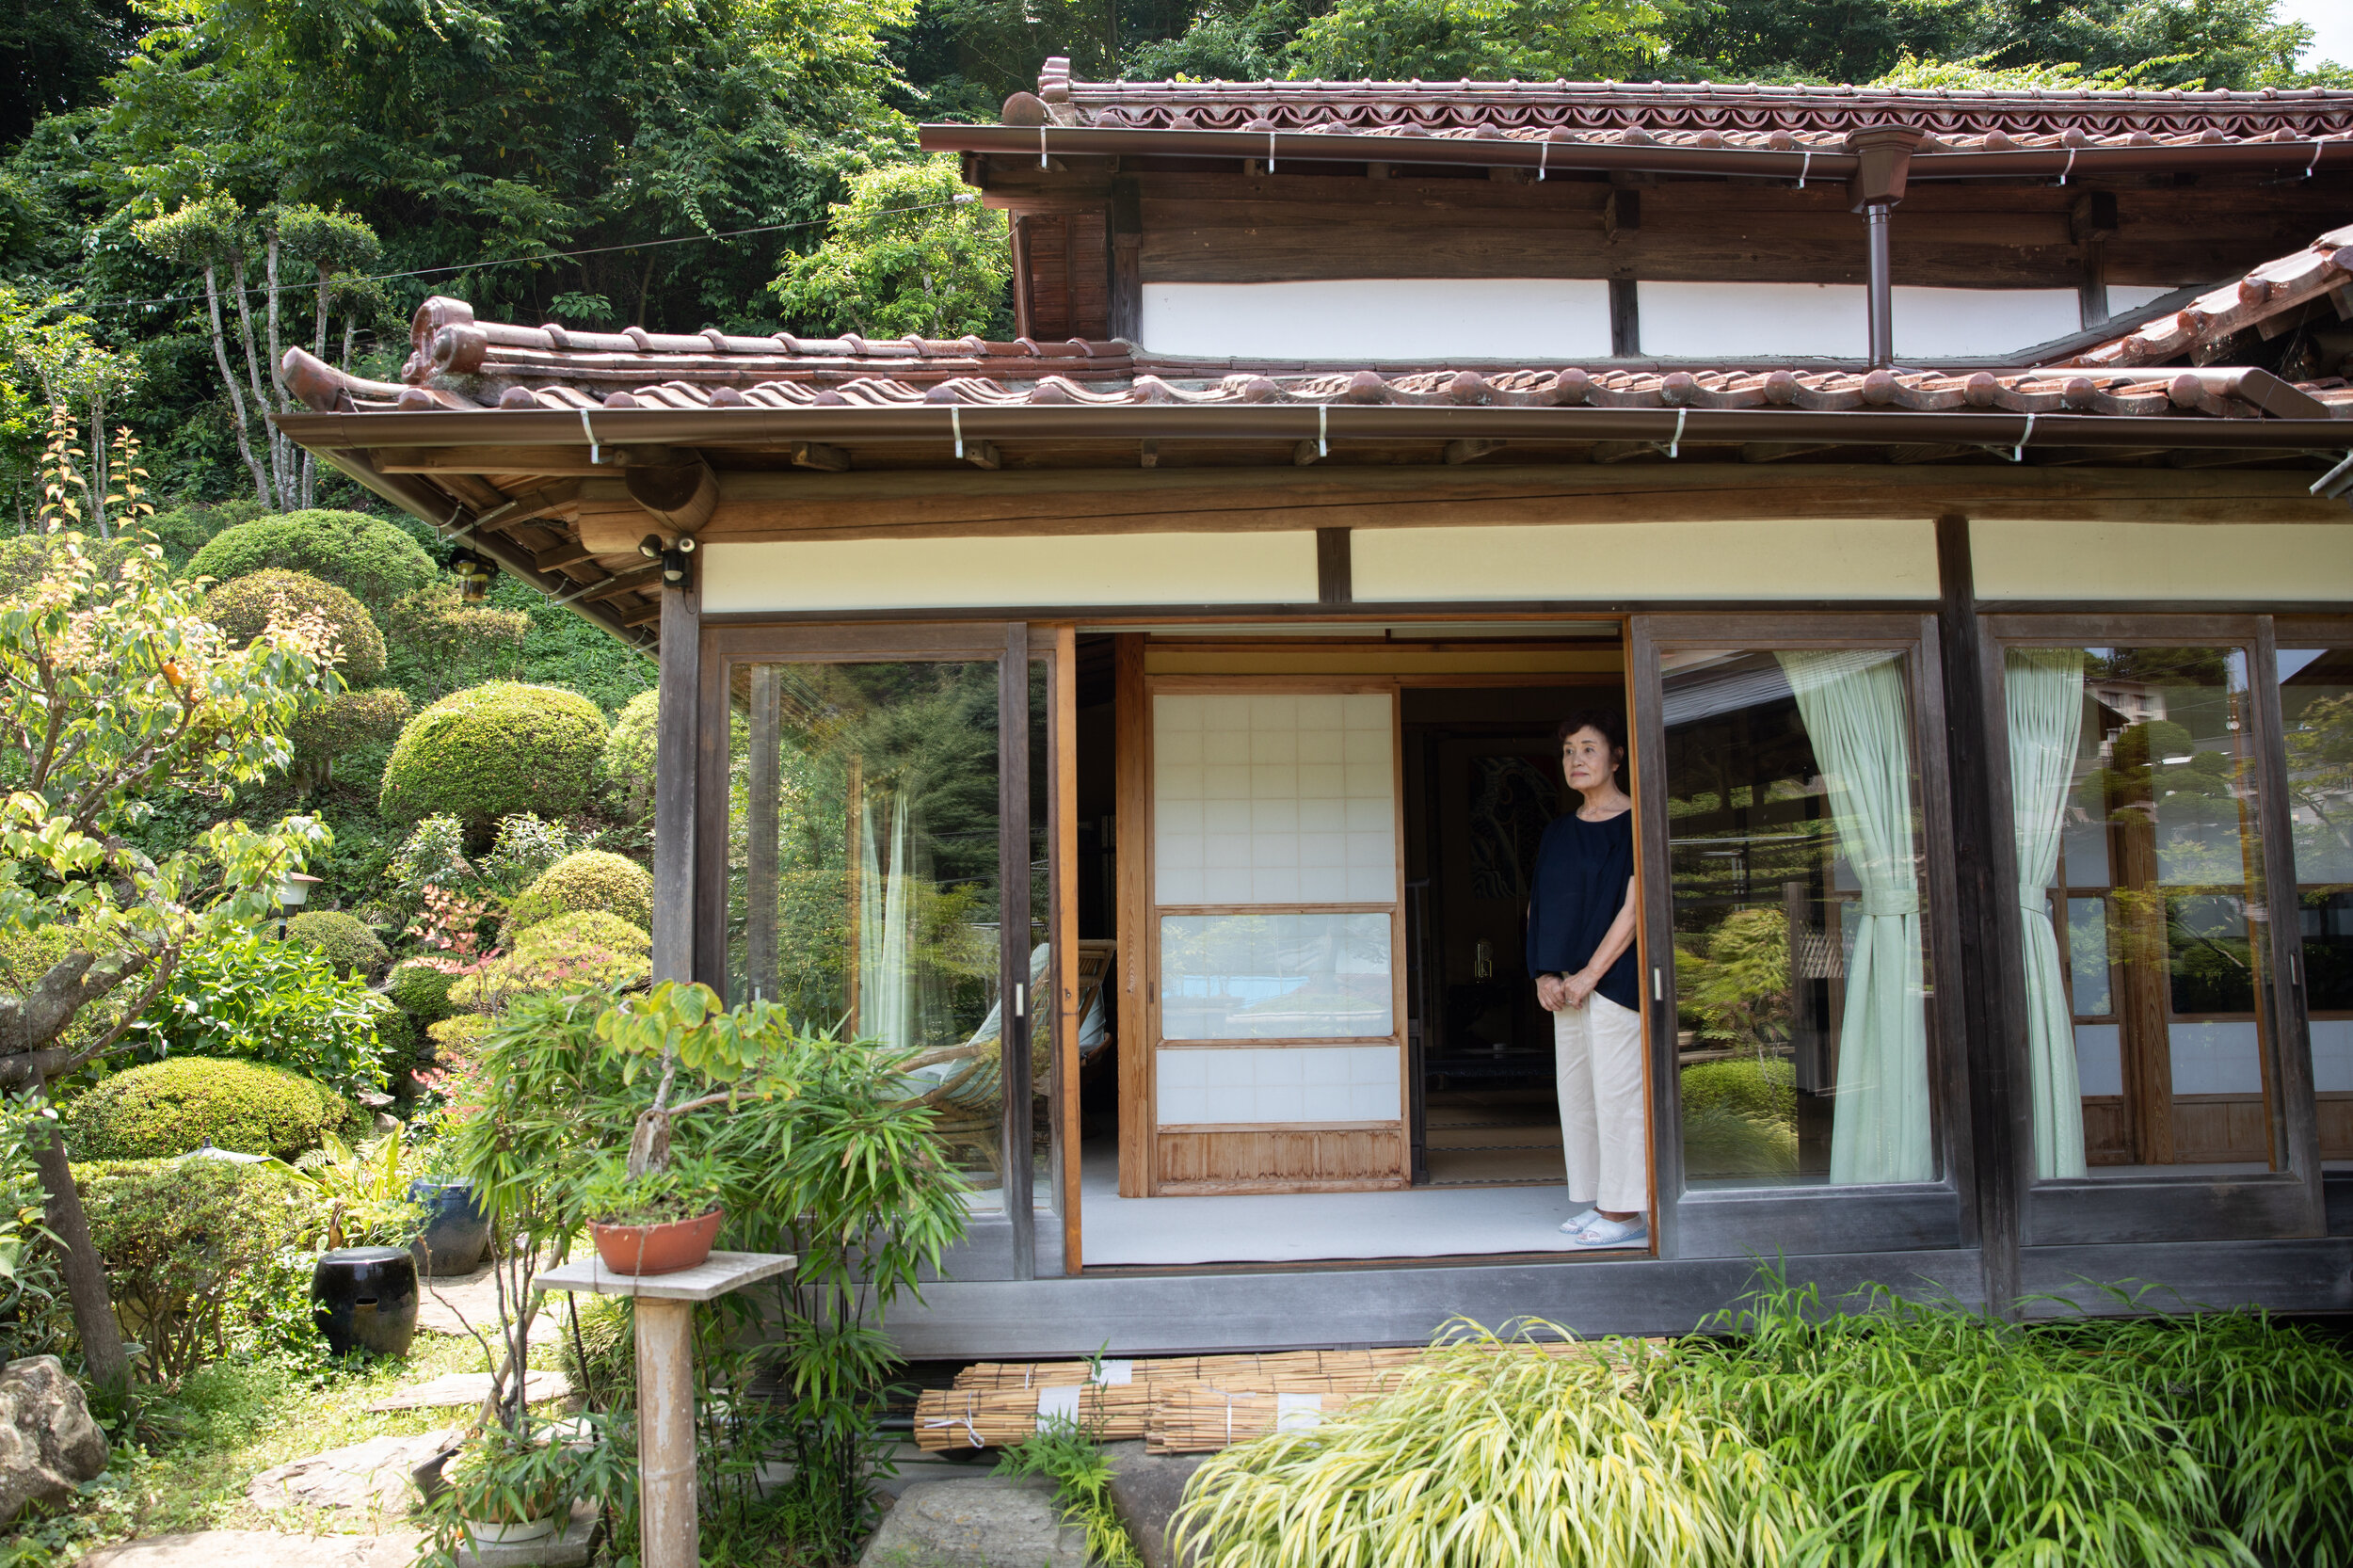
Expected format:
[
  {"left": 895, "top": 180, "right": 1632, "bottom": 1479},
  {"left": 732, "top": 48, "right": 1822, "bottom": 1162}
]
[
  {"left": 2006, "top": 644, "right": 2281, "bottom": 1174},
  {"left": 728, "top": 659, "right": 1008, "bottom": 1205},
  {"left": 2280, "top": 645, "right": 2353, "bottom": 1161}
]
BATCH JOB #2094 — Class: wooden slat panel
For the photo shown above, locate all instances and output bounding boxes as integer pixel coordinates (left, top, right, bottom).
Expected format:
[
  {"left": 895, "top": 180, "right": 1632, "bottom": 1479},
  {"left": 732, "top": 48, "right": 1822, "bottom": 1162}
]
[
  {"left": 2319, "top": 1094, "right": 2353, "bottom": 1161},
  {"left": 1115, "top": 634, "right": 1153, "bottom": 1198},
  {"left": 2172, "top": 1096, "right": 2272, "bottom": 1164},
  {"left": 1155, "top": 1127, "right": 1408, "bottom": 1192}
]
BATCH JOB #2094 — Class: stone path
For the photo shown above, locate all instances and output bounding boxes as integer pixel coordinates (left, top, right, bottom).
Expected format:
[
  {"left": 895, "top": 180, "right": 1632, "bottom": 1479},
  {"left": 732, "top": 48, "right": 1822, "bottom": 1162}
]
[
  {"left": 76, "top": 1531, "right": 419, "bottom": 1567},
  {"left": 245, "top": 1427, "right": 462, "bottom": 1518},
  {"left": 413, "top": 1263, "right": 561, "bottom": 1344},
  {"left": 365, "top": 1369, "right": 571, "bottom": 1412}
]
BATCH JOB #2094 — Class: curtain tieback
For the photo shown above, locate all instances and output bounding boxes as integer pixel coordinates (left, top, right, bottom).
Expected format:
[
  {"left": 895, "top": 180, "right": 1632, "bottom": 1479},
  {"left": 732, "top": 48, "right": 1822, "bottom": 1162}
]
[{"left": 1858, "top": 892, "right": 1920, "bottom": 918}]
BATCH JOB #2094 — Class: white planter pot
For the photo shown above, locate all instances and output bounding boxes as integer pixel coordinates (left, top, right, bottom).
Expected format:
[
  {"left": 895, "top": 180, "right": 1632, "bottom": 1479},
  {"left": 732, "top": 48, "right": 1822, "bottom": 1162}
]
[{"left": 463, "top": 1514, "right": 556, "bottom": 1544}]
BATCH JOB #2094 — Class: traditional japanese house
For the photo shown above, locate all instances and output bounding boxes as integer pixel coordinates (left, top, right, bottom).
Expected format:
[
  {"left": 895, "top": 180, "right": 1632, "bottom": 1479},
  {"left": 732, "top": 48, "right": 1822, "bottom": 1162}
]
[{"left": 277, "top": 65, "right": 2353, "bottom": 1355}]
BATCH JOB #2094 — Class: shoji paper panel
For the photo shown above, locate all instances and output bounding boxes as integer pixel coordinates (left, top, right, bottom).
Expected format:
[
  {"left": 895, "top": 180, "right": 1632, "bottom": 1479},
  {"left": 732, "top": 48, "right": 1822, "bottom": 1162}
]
[
  {"left": 1154, "top": 693, "right": 1394, "bottom": 905},
  {"left": 1156, "top": 1046, "right": 1401, "bottom": 1126}
]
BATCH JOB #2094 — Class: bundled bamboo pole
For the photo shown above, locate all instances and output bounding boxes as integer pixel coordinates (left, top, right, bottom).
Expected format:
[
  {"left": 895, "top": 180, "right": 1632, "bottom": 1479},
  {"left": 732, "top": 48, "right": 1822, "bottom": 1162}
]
[
  {"left": 912, "top": 1382, "right": 1157, "bottom": 1451},
  {"left": 1146, "top": 1388, "right": 1356, "bottom": 1454},
  {"left": 954, "top": 1339, "right": 1633, "bottom": 1393}
]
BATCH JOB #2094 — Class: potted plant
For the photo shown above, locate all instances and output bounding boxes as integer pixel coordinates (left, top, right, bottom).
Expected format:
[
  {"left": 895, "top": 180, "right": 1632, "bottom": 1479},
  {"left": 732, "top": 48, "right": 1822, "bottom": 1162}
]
[
  {"left": 442, "top": 1422, "right": 572, "bottom": 1544},
  {"left": 579, "top": 1151, "right": 726, "bottom": 1275}
]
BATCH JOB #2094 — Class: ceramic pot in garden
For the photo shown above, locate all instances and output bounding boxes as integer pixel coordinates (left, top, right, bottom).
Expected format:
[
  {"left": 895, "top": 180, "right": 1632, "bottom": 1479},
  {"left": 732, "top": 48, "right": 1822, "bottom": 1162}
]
[
  {"left": 312, "top": 1245, "right": 419, "bottom": 1357},
  {"left": 408, "top": 1177, "right": 490, "bottom": 1276},
  {"left": 587, "top": 1208, "right": 722, "bottom": 1274}
]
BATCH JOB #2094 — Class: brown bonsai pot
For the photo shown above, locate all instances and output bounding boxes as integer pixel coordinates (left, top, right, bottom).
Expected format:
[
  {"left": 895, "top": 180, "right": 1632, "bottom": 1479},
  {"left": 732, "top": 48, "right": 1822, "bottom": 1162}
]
[{"left": 587, "top": 1207, "right": 723, "bottom": 1274}]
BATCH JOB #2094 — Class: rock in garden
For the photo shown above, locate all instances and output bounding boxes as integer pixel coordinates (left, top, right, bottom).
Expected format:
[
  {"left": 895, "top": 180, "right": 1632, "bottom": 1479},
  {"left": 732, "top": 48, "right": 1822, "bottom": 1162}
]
[
  {"left": 76, "top": 1531, "right": 419, "bottom": 1567},
  {"left": 246, "top": 1427, "right": 462, "bottom": 1516},
  {"left": 856, "top": 1474, "right": 1088, "bottom": 1568},
  {"left": 1100, "top": 1441, "right": 1208, "bottom": 1568},
  {"left": 0, "top": 1354, "right": 110, "bottom": 1521}
]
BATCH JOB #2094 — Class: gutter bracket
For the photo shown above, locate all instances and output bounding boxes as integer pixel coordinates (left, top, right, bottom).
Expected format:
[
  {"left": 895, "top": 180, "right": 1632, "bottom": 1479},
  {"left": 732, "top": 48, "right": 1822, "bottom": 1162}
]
[
  {"left": 1652, "top": 406, "right": 1688, "bottom": 460},
  {"left": 581, "top": 407, "right": 600, "bottom": 466},
  {"left": 2310, "top": 448, "right": 2353, "bottom": 502},
  {"left": 1979, "top": 411, "right": 2037, "bottom": 464}
]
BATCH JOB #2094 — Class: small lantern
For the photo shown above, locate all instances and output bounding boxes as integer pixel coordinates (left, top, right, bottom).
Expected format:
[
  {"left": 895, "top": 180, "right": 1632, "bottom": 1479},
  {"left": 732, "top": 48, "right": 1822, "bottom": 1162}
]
[
  {"left": 275, "top": 871, "right": 321, "bottom": 939},
  {"left": 447, "top": 543, "right": 495, "bottom": 602}
]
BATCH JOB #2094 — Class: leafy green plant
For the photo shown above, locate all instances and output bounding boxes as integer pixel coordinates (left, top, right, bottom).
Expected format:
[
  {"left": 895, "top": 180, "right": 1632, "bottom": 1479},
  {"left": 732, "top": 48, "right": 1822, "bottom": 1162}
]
[
  {"left": 283, "top": 909, "right": 388, "bottom": 980},
  {"left": 72, "top": 1157, "right": 308, "bottom": 1382},
  {"left": 415, "top": 1416, "right": 632, "bottom": 1564},
  {"left": 130, "top": 928, "right": 392, "bottom": 1095},
  {"left": 0, "top": 1100, "right": 70, "bottom": 1367},
  {"left": 378, "top": 681, "right": 609, "bottom": 830},
  {"left": 448, "top": 910, "right": 648, "bottom": 1016},
  {"left": 388, "top": 815, "right": 473, "bottom": 909},
  {"left": 773, "top": 158, "right": 1012, "bottom": 339},
  {"left": 384, "top": 584, "right": 531, "bottom": 701},
  {"left": 1175, "top": 1319, "right": 1809, "bottom": 1568},
  {"left": 389, "top": 956, "right": 460, "bottom": 1026},
  {"left": 293, "top": 1128, "right": 426, "bottom": 1247},
  {"left": 478, "top": 812, "right": 586, "bottom": 892},
  {"left": 62, "top": 1057, "right": 357, "bottom": 1160},
  {"left": 997, "top": 1416, "right": 1144, "bottom": 1568},
  {"left": 205, "top": 568, "right": 386, "bottom": 684},
  {"left": 576, "top": 1149, "right": 724, "bottom": 1225},
  {"left": 506, "top": 848, "right": 653, "bottom": 936}
]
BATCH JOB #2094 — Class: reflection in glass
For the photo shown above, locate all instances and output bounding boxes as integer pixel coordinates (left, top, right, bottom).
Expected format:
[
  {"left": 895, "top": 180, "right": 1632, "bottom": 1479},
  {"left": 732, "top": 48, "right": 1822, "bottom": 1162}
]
[
  {"left": 1660, "top": 648, "right": 1934, "bottom": 1190},
  {"left": 2281, "top": 647, "right": 2353, "bottom": 1159},
  {"left": 728, "top": 661, "right": 1006, "bottom": 1202},
  {"left": 2022, "top": 645, "right": 2277, "bottom": 1171},
  {"left": 1160, "top": 913, "right": 1393, "bottom": 1040}
]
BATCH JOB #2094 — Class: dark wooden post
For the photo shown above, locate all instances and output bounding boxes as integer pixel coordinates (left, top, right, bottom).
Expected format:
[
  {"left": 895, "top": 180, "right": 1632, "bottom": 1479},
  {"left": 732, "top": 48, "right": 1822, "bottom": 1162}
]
[
  {"left": 650, "top": 566, "right": 701, "bottom": 985},
  {"left": 1936, "top": 513, "right": 2026, "bottom": 1318},
  {"left": 1000, "top": 624, "right": 1035, "bottom": 1275}
]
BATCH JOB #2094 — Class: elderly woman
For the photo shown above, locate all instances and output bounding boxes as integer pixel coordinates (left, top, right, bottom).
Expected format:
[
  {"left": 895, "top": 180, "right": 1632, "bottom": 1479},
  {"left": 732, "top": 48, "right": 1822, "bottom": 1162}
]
[{"left": 1526, "top": 710, "right": 1646, "bottom": 1249}]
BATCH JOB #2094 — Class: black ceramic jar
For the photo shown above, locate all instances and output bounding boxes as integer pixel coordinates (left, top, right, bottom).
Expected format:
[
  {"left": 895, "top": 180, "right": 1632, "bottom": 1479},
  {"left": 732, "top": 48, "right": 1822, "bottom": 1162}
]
[
  {"left": 408, "top": 1177, "right": 490, "bottom": 1276},
  {"left": 311, "top": 1245, "right": 420, "bottom": 1358}
]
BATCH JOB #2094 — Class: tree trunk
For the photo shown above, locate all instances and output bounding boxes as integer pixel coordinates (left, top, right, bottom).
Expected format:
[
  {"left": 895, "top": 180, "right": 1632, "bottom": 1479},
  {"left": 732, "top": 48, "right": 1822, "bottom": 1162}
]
[
  {"left": 88, "top": 390, "right": 109, "bottom": 540},
  {"left": 204, "top": 263, "right": 273, "bottom": 510},
  {"left": 230, "top": 255, "right": 287, "bottom": 512},
  {"left": 26, "top": 1108, "right": 130, "bottom": 1395}
]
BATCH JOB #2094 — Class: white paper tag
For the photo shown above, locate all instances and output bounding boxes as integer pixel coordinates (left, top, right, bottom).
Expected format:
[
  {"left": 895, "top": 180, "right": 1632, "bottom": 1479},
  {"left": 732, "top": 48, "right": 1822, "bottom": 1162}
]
[
  {"left": 1037, "top": 1385, "right": 1082, "bottom": 1426},
  {"left": 1273, "top": 1393, "right": 1324, "bottom": 1434},
  {"left": 1090, "top": 1360, "right": 1133, "bottom": 1386}
]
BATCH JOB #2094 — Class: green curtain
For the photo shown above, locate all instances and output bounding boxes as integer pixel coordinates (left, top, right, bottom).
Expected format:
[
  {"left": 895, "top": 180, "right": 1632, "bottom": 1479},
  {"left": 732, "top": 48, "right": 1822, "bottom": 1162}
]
[
  {"left": 2006, "top": 648, "right": 2089, "bottom": 1179},
  {"left": 1780, "top": 650, "right": 1934, "bottom": 1185}
]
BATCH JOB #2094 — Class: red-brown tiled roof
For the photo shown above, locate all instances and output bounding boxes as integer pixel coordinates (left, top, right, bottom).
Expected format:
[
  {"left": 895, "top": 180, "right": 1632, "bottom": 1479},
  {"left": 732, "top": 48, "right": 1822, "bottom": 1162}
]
[
  {"left": 1027, "top": 56, "right": 2353, "bottom": 149},
  {"left": 2066, "top": 223, "right": 2353, "bottom": 369}
]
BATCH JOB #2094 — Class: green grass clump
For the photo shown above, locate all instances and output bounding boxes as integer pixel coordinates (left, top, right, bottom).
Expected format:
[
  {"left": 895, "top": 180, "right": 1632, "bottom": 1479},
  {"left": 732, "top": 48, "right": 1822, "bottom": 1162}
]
[
  {"left": 1174, "top": 1320, "right": 1813, "bottom": 1568},
  {"left": 1672, "top": 1274, "right": 2353, "bottom": 1568},
  {"left": 997, "top": 1416, "right": 1143, "bottom": 1568}
]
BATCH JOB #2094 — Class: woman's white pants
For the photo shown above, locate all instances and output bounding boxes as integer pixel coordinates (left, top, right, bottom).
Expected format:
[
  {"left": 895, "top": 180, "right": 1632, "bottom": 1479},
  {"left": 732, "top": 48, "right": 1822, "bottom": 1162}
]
[{"left": 1554, "top": 995, "right": 1648, "bottom": 1214}]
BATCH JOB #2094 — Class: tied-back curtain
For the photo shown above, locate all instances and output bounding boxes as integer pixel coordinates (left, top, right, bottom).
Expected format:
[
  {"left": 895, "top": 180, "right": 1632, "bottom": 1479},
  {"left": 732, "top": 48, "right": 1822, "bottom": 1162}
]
[
  {"left": 1779, "top": 650, "right": 1934, "bottom": 1185},
  {"left": 2006, "top": 648, "right": 2089, "bottom": 1179},
  {"left": 858, "top": 791, "right": 918, "bottom": 1052}
]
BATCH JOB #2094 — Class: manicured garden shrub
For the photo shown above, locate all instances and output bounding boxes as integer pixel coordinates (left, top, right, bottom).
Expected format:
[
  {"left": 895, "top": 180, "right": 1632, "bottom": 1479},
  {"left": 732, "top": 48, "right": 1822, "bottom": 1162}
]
[
  {"left": 389, "top": 957, "right": 459, "bottom": 1027},
  {"left": 378, "top": 681, "right": 608, "bottom": 828},
  {"left": 600, "top": 687, "right": 660, "bottom": 820},
  {"left": 0, "top": 531, "right": 135, "bottom": 595},
  {"left": 186, "top": 509, "right": 437, "bottom": 613},
  {"left": 450, "top": 911, "right": 650, "bottom": 1012},
  {"left": 290, "top": 687, "right": 411, "bottom": 772},
  {"left": 506, "top": 849, "right": 653, "bottom": 935},
  {"left": 1680, "top": 1056, "right": 1795, "bottom": 1125},
  {"left": 285, "top": 910, "right": 390, "bottom": 980},
  {"left": 133, "top": 929, "right": 392, "bottom": 1095},
  {"left": 205, "top": 568, "right": 387, "bottom": 684},
  {"left": 73, "top": 1157, "right": 309, "bottom": 1380},
  {"left": 1679, "top": 1058, "right": 1798, "bottom": 1180},
  {"left": 63, "top": 1057, "right": 358, "bottom": 1160}
]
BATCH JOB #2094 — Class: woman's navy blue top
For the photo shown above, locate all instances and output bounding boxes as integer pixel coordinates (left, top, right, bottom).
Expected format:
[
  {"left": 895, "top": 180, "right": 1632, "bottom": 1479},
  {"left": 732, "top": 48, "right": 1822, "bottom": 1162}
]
[{"left": 1525, "top": 809, "right": 1640, "bottom": 1011}]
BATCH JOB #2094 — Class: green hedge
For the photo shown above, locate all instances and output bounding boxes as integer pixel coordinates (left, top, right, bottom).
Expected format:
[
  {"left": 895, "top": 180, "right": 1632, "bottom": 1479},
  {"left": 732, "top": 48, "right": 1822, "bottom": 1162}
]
[
  {"left": 63, "top": 1057, "right": 358, "bottom": 1160},
  {"left": 187, "top": 509, "right": 438, "bottom": 614},
  {"left": 508, "top": 850, "right": 653, "bottom": 935},
  {"left": 205, "top": 568, "right": 387, "bottom": 685},
  {"left": 285, "top": 910, "right": 390, "bottom": 980},
  {"left": 379, "top": 681, "right": 608, "bottom": 827},
  {"left": 600, "top": 688, "right": 660, "bottom": 820},
  {"left": 452, "top": 910, "right": 650, "bottom": 1012},
  {"left": 389, "top": 957, "right": 458, "bottom": 1024}
]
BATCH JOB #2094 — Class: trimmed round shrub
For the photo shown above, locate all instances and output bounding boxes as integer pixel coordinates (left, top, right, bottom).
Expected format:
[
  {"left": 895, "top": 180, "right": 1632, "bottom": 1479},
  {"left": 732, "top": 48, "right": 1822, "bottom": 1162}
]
[
  {"left": 388, "top": 957, "right": 459, "bottom": 1027},
  {"left": 1680, "top": 1056, "right": 1796, "bottom": 1126},
  {"left": 285, "top": 910, "right": 390, "bottom": 980},
  {"left": 507, "top": 850, "right": 653, "bottom": 935},
  {"left": 379, "top": 682, "right": 608, "bottom": 828},
  {"left": 187, "top": 510, "right": 438, "bottom": 613},
  {"left": 291, "top": 687, "right": 412, "bottom": 770},
  {"left": 205, "top": 568, "right": 386, "bottom": 684},
  {"left": 0, "top": 531, "right": 136, "bottom": 597},
  {"left": 451, "top": 910, "right": 650, "bottom": 1012},
  {"left": 600, "top": 688, "right": 660, "bottom": 821},
  {"left": 63, "top": 1057, "right": 358, "bottom": 1160}
]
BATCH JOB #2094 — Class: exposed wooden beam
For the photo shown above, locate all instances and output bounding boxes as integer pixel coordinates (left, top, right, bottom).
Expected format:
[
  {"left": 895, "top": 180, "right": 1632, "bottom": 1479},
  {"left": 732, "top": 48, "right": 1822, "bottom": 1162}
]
[
  {"left": 1292, "top": 439, "right": 1325, "bottom": 467},
  {"left": 376, "top": 445, "right": 688, "bottom": 475},
  {"left": 1590, "top": 440, "right": 1664, "bottom": 465},
  {"left": 475, "top": 478, "right": 584, "bottom": 531},
  {"left": 531, "top": 539, "right": 600, "bottom": 574},
  {"left": 962, "top": 439, "right": 1002, "bottom": 471},
  {"left": 792, "top": 440, "right": 851, "bottom": 472},
  {"left": 1443, "top": 439, "right": 1505, "bottom": 465},
  {"left": 1741, "top": 441, "right": 1855, "bottom": 464},
  {"left": 625, "top": 456, "right": 721, "bottom": 536}
]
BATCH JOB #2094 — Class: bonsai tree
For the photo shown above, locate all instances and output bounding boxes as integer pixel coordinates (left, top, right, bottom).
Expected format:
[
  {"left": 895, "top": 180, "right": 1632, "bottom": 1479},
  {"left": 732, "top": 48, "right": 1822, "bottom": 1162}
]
[{"left": 0, "top": 525, "right": 336, "bottom": 1391}]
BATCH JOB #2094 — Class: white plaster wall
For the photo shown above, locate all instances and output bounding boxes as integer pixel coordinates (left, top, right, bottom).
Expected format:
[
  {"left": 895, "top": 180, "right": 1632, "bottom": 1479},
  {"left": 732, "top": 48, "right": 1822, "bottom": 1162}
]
[
  {"left": 1352, "top": 519, "right": 1941, "bottom": 601},
  {"left": 1639, "top": 282, "right": 2086, "bottom": 360},
  {"left": 698, "top": 532, "right": 1320, "bottom": 613},
  {"left": 2107, "top": 284, "right": 2182, "bottom": 315},
  {"left": 1138, "top": 279, "right": 1613, "bottom": 360},
  {"left": 1970, "top": 520, "right": 2353, "bottom": 601}
]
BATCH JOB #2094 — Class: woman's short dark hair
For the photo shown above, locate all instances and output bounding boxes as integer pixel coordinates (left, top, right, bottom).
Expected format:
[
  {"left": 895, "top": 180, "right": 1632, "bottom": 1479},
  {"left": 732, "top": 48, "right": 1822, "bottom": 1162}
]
[{"left": 1556, "top": 709, "right": 1625, "bottom": 754}]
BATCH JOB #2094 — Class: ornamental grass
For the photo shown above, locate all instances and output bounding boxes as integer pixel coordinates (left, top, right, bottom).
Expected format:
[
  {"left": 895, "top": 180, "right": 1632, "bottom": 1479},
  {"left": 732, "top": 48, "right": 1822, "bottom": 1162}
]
[{"left": 1170, "top": 1319, "right": 1814, "bottom": 1568}]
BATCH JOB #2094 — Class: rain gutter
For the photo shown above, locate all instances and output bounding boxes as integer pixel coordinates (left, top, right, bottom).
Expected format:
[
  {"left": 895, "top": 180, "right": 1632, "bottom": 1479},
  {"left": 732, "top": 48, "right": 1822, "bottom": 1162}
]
[{"left": 919, "top": 123, "right": 2351, "bottom": 184}]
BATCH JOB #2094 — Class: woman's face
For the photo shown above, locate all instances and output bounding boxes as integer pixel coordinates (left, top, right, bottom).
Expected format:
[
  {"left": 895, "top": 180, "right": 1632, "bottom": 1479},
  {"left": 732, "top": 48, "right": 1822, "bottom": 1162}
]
[{"left": 1561, "top": 726, "right": 1621, "bottom": 793}]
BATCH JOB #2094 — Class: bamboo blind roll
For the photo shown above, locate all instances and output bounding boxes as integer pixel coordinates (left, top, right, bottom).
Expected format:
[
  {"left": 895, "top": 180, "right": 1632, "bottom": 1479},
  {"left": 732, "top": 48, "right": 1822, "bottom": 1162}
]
[
  {"left": 952, "top": 1339, "right": 1632, "bottom": 1392},
  {"left": 1145, "top": 1388, "right": 1356, "bottom": 1454},
  {"left": 912, "top": 1383, "right": 1156, "bottom": 1451}
]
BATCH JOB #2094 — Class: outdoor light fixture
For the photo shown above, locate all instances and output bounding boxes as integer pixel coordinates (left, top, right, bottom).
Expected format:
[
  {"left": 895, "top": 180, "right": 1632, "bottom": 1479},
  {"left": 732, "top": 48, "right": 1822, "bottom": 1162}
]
[
  {"left": 275, "top": 872, "right": 321, "bottom": 941},
  {"left": 642, "top": 533, "right": 696, "bottom": 586},
  {"left": 446, "top": 543, "right": 495, "bottom": 602}
]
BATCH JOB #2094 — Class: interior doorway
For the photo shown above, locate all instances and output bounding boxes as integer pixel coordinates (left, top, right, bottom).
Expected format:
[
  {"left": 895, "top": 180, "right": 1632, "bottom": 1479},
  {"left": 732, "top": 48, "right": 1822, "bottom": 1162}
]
[{"left": 1067, "top": 628, "right": 1639, "bottom": 1268}]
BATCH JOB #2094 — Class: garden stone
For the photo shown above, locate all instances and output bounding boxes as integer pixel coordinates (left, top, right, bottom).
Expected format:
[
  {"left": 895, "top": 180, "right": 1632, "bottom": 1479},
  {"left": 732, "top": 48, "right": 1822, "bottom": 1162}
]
[
  {"left": 75, "top": 1530, "right": 419, "bottom": 1567},
  {"left": 246, "top": 1426, "right": 462, "bottom": 1516},
  {"left": 0, "top": 1354, "right": 110, "bottom": 1521},
  {"left": 856, "top": 1474, "right": 1088, "bottom": 1568},
  {"left": 1099, "top": 1442, "right": 1207, "bottom": 1568}
]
